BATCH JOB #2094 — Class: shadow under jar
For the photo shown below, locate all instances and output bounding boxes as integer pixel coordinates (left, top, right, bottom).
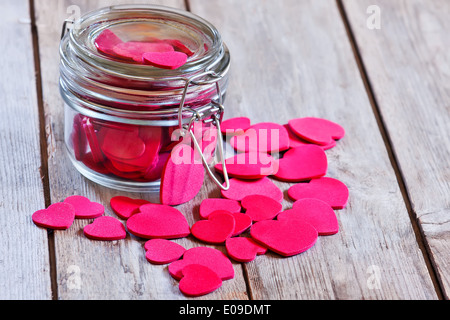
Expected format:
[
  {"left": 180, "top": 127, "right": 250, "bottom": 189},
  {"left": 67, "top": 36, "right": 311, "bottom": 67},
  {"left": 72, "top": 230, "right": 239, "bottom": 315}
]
[{"left": 59, "top": 5, "right": 230, "bottom": 192}]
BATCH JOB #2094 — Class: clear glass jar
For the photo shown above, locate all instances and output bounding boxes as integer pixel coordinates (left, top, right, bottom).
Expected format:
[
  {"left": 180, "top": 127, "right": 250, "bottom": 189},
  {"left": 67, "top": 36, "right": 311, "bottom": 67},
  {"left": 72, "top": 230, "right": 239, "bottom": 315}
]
[{"left": 59, "top": 4, "right": 230, "bottom": 192}]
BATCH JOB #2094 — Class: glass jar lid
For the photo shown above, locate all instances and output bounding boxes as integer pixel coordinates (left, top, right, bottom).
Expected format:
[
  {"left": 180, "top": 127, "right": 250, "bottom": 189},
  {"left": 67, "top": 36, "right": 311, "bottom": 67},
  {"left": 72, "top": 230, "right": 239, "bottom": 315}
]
[{"left": 64, "top": 4, "right": 229, "bottom": 80}]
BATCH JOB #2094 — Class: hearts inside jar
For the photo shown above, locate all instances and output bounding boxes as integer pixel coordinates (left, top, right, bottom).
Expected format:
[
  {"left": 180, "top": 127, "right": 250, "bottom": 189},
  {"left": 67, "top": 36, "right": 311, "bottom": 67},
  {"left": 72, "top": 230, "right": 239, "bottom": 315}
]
[{"left": 83, "top": 216, "right": 127, "bottom": 241}]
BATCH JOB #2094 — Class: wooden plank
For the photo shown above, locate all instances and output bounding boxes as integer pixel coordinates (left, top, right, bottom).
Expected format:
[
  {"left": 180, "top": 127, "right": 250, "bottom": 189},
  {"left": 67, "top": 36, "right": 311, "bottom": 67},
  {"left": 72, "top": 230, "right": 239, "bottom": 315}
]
[
  {"left": 343, "top": 0, "right": 450, "bottom": 299},
  {"left": 0, "top": 0, "right": 51, "bottom": 299},
  {"left": 189, "top": 0, "right": 438, "bottom": 299},
  {"left": 34, "top": 0, "right": 248, "bottom": 300}
]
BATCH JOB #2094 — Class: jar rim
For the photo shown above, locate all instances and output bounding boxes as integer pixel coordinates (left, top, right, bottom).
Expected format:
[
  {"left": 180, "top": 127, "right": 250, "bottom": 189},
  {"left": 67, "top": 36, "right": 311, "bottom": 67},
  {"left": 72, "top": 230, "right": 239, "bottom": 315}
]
[{"left": 66, "top": 4, "right": 227, "bottom": 80}]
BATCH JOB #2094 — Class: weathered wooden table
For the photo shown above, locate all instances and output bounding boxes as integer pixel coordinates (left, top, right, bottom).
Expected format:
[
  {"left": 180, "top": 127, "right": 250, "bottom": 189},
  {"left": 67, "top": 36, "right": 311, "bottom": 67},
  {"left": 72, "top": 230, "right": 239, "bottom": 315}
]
[{"left": 1, "top": 0, "right": 448, "bottom": 300}]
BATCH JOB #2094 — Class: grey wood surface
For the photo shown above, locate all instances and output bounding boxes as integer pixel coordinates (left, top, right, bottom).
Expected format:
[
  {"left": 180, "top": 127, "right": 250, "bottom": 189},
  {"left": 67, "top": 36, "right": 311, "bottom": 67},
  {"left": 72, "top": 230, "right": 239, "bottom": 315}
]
[
  {"left": 0, "top": 0, "right": 51, "bottom": 300},
  {"left": 1, "top": 0, "right": 445, "bottom": 300},
  {"left": 343, "top": 0, "right": 450, "bottom": 299}
]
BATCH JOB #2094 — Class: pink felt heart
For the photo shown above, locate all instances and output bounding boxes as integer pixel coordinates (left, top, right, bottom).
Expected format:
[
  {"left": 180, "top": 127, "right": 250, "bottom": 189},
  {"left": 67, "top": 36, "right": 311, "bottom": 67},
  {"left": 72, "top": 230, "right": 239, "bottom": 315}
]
[
  {"left": 225, "top": 237, "right": 267, "bottom": 262},
  {"left": 113, "top": 41, "right": 174, "bottom": 62},
  {"left": 199, "top": 198, "right": 241, "bottom": 220},
  {"left": 94, "top": 29, "right": 123, "bottom": 57},
  {"left": 250, "top": 219, "right": 318, "bottom": 257},
  {"left": 278, "top": 199, "right": 339, "bottom": 236},
  {"left": 126, "top": 204, "right": 190, "bottom": 240},
  {"left": 288, "top": 117, "right": 345, "bottom": 146},
  {"left": 221, "top": 177, "right": 283, "bottom": 202},
  {"left": 168, "top": 247, "right": 234, "bottom": 281},
  {"left": 288, "top": 177, "right": 349, "bottom": 210},
  {"left": 32, "top": 202, "right": 75, "bottom": 230},
  {"left": 191, "top": 211, "right": 236, "bottom": 244},
  {"left": 100, "top": 127, "right": 146, "bottom": 161},
  {"left": 162, "top": 39, "right": 194, "bottom": 56},
  {"left": 231, "top": 122, "right": 290, "bottom": 153},
  {"left": 241, "top": 195, "right": 283, "bottom": 222},
  {"left": 63, "top": 195, "right": 104, "bottom": 219},
  {"left": 110, "top": 196, "right": 151, "bottom": 220},
  {"left": 143, "top": 51, "right": 188, "bottom": 69},
  {"left": 214, "top": 152, "right": 278, "bottom": 179},
  {"left": 83, "top": 216, "right": 127, "bottom": 241},
  {"left": 283, "top": 124, "right": 336, "bottom": 150},
  {"left": 273, "top": 145, "right": 328, "bottom": 182},
  {"left": 220, "top": 117, "right": 251, "bottom": 136},
  {"left": 142, "top": 151, "right": 171, "bottom": 181},
  {"left": 179, "top": 264, "right": 223, "bottom": 297},
  {"left": 160, "top": 144, "right": 205, "bottom": 206},
  {"left": 144, "top": 239, "right": 186, "bottom": 265}
]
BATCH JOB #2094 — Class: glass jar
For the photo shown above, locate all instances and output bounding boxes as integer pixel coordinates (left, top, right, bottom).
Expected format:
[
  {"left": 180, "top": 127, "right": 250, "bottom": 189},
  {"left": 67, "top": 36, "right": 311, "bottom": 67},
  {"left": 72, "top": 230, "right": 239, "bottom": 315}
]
[{"left": 59, "top": 4, "right": 230, "bottom": 192}]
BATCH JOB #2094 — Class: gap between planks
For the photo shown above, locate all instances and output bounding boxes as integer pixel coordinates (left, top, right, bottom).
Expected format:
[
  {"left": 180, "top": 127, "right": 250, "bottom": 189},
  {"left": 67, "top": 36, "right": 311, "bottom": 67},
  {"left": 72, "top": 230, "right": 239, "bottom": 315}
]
[
  {"left": 335, "top": 0, "right": 444, "bottom": 300},
  {"left": 29, "top": 0, "right": 59, "bottom": 301}
]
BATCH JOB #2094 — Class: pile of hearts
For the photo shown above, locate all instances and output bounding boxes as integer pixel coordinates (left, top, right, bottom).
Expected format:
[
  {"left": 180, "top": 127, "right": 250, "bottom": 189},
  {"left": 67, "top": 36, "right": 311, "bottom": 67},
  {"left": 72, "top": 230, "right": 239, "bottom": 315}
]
[
  {"left": 95, "top": 29, "right": 193, "bottom": 69},
  {"left": 32, "top": 116, "right": 349, "bottom": 297}
]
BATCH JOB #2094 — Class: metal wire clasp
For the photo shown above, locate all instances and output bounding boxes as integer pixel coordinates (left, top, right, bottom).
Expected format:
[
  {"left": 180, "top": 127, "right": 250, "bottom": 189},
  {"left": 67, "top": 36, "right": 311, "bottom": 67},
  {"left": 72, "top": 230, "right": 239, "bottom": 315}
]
[{"left": 178, "top": 72, "right": 230, "bottom": 191}]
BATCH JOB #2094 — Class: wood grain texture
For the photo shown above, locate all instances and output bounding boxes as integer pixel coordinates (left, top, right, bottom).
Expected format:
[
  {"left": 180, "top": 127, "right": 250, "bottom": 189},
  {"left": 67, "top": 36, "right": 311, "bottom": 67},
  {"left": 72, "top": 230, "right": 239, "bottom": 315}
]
[
  {"left": 0, "top": 0, "right": 51, "bottom": 299},
  {"left": 34, "top": 0, "right": 248, "bottom": 300},
  {"left": 343, "top": 0, "right": 450, "bottom": 299},
  {"left": 189, "top": 0, "right": 438, "bottom": 299}
]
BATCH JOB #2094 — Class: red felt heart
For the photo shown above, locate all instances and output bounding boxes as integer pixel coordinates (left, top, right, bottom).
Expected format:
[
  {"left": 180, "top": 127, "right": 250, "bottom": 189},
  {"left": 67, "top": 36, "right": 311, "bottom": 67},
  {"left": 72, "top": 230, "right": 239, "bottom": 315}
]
[
  {"left": 32, "top": 202, "right": 75, "bottom": 230},
  {"left": 214, "top": 152, "right": 278, "bottom": 179},
  {"left": 144, "top": 239, "right": 186, "bottom": 265},
  {"left": 83, "top": 216, "right": 127, "bottom": 241},
  {"left": 231, "top": 122, "right": 290, "bottom": 153},
  {"left": 100, "top": 127, "right": 146, "bottom": 161},
  {"left": 273, "top": 145, "right": 328, "bottom": 182},
  {"left": 160, "top": 144, "right": 205, "bottom": 206},
  {"left": 179, "top": 264, "right": 223, "bottom": 297},
  {"left": 284, "top": 124, "right": 336, "bottom": 150},
  {"left": 126, "top": 204, "right": 190, "bottom": 240},
  {"left": 108, "top": 126, "right": 162, "bottom": 172},
  {"left": 191, "top": 211, "right": 236, "bottom": 244},
  {"left": 278, "top": 199, "right": 339, "bottom": 236},
  {"left": 288, "top": 117, "right": 345, "bottom": 146},
  {"left": 241, "top": 195, "right": 283, "bottom": 222},
  {"left": 143, "top": 51, "right": 188, "bottom": 69},
  {"left": 110, "top": 196, "right": 151, "bottom": 220},
  {"left": 228, "top": 212, "right": 253, "bottom": 236},
  {"left": 168, "top": 247, "right": 234, "bottom": 281},
  {"left": 221, "top": 178, "right": 283, "bottom": 202},
  {"left": 225, "top": 237, "right": 267, "bottom": 262},
  {"left": 250, "top": 219, "right": 318, "bottom": 257},
  {"left": 199, "top": 198, "right": 241, "bottom": 220},
  {"left": 113, "top": 41, "right": 174, "bottom": 63},
  {"left": 288, "top": 177, "right": 349, "bottom": 209},
  {"left": 94, "top": 29, "right": 123, "bottom": 57},
  {"left": 220, "top": 117, "right": 251, "bottom": 136},
  {"left": 64, "top": 195, "right": 104, "bottom": 219}
]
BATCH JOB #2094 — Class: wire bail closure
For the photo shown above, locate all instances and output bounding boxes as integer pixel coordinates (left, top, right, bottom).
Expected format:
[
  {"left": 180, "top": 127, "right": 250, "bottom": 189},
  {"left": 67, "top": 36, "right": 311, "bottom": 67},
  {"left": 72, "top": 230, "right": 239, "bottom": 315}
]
[{"left": 178, "top": 71, "right": 230, "bottom": 191}]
